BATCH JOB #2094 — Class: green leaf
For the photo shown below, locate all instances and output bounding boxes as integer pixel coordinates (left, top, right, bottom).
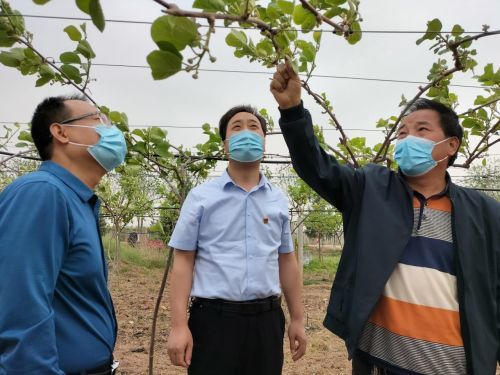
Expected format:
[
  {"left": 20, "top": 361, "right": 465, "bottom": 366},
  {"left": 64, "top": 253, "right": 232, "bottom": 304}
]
[
  {"left": 301, "top": 15, "right": 317, "bottom": 32},
  {"left": 18, "top": 130, "right": 33, "bottom": 142},
  {"left": 292, "top": 4, "right": 309, "bottom": 24},
  {"left": 151, "top": 16, "right": 198, "bottom": 51},
  {"left": 451, "top": 24, "right": 464, "bottom": 36},
  {"left": 35, "top": 76, "right": 51, "bottom": 87},
  {"left": 15, "top": 142, "right": 29, "bottom": 148},
  {"left": 324, "top": 6, "right": 343, "bottom": 18},
  {"left": 60, "top": 64, "right": 82, "bottom": 83},
  {"left": 155, "top": 142, "right": 171, "bottom": 158},
  {"left": 267, "top": 3, "right": 282, "bottom": 20},
  {"left": 39, "top": 64, "right": 55, "bottom": 78},
  {"left": 150, "top": 127, "right": 166, "bottom": 142},
  {"left": 76, "top": 40, "right": 96, "bottom": 58},
  {"left": 0, "top": 51, "right": 22, "bottom": 67},
  {"left": 313, "top": 30, "right": 322, "bottom": 43},
  {"left": 193, "top": 0, "right": 225, "bottom": 12},
  {"left": 225, "top": 30, "right": 247, "bottom": 48},
  {"left": 0, "top": 30, "right": 17, "bottom": 48},
  {"left": 76, "top": 0, "right": 91, "bottom": 14},
  {"left": 64, "top": 25, "right": 82, "bottom": 41},
  {"left": 326, "top": 0, "right": 347, "bottom": 5},
  {"left": 277, "top": 0, "right": 294, "bottom": 14},
  {"left": 60, "top": 51, "right": 81, "bottom": 64},
  {"left": 146, "top": 50, "right": 182, "bottom": 80},
  {"left": 89, "top": 0, "right": 105, "bottom": 32},
  {"left": 347, "top": 21, "right": 361, "bottom": 44},
  {"left": 32, "top": 0, "right": 51, "bottom": 4},
  {"left": 416, "top": 18, "right": 442, "bottom": 45},
  {"left": 109, "top": 111, "right": 122, "bottom": 123},
  {"left": 296, "top": 40, "right": 316, "bottom": 62}
]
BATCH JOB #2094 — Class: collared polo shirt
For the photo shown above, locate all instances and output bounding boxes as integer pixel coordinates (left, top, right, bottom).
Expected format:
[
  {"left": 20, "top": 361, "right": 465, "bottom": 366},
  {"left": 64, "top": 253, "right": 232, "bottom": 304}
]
[
  {"left": 0, "top": 161, "right": 116, "bottom": 373},
  {"left": 169, "top": 170, "right": 293, "bottom": 301},
  {"left": 358, "top": 186, "right": 466, "bottom": 374}
]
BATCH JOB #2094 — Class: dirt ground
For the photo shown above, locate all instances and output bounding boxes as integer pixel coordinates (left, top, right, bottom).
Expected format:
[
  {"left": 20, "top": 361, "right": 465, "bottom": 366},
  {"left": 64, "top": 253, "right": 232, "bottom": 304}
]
[
  {"left": 109, "top": 263, "right": 500, "bottom": 375},
  {"left": 109, "top": 264, "right": 351, "bottom": 375}
]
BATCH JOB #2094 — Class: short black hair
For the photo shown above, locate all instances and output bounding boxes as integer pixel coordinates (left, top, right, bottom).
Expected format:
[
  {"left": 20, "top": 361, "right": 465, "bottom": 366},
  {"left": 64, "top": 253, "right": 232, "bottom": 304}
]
[
  {"left": 31, "top": 94, "right": 86, "bottom": 160},
  {"left": 406, "top": 98, "right": 463, "bottom": 166},
  {"left": 218, "top": 105, "right": 267, "bottom": 141}
]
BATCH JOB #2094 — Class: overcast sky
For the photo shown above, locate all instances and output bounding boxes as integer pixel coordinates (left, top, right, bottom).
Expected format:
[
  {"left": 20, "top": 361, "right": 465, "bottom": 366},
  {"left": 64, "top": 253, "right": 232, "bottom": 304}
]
[{"left": 1, "top": 0, "right": 499, "bottom": 176}]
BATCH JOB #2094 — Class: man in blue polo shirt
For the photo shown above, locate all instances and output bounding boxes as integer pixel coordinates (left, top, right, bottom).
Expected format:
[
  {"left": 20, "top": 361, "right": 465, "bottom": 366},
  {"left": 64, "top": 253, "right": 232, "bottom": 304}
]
[
  {"left": 166, "top": 105, "right": 307, "bottom": 374},
  {"left": 0, "top": 95, "right": 126, "bottom": 374}
]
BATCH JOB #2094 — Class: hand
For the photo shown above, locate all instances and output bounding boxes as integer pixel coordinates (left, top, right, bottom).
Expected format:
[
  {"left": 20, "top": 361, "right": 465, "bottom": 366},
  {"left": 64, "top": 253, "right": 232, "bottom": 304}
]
[
  {"left": 287, "top": 319, "right": 307, "bottom": 361},
  {"left": 167, "top": 325, "right": 193, "bottom": 368},
  {"left": 270, "top": 60, "right": 302, "bottom": 109}
]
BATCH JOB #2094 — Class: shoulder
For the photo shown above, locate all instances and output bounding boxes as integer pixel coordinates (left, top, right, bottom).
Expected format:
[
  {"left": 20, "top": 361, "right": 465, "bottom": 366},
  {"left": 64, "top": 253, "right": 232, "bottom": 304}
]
[
  {"left": 1, "top": 171, "right": 66, "bottom": 201},
  {"left": 453, "top": 184, "right": 500, "bottom": 211}
]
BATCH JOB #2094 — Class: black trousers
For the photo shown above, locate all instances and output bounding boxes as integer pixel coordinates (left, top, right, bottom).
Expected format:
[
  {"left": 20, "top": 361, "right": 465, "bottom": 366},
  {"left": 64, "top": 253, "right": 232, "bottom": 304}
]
[{"left": 187, "top": 300, "right": 286, "bottom": 375}]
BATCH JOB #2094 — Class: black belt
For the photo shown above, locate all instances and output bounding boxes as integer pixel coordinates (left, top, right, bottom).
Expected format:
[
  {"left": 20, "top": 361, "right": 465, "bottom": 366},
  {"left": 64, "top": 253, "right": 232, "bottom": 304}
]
[
  {"left": 190, "top": 296, "right": 281, "bottom": 315},
  {"left": 66, "top": 358, "right": 115, "bottom": 375}
]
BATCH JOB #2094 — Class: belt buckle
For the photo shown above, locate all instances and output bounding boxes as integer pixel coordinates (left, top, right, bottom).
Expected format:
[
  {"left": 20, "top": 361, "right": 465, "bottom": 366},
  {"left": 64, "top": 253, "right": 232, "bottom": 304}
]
[{"left": 111, "top": 361, "right": 119, "bottom": 374}]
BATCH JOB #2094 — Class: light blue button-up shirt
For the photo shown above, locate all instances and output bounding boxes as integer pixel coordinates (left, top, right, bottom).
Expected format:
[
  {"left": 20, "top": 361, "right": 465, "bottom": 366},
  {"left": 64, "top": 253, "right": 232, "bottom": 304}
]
[{"left": 169, "top": 170, "right": 293, "bottom": 301}]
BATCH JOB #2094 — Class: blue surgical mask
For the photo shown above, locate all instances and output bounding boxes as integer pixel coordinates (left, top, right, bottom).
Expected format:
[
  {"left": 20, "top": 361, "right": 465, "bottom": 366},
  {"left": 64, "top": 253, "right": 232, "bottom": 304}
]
[
  {"left": 394, "top": 135, "right": 449, "bottom": 177},
  {"left": 63, "top": 124, "right": 127, "bottom": 172},
  {"left": 228, "top": 130, "right": 264, "bottom": 162}
]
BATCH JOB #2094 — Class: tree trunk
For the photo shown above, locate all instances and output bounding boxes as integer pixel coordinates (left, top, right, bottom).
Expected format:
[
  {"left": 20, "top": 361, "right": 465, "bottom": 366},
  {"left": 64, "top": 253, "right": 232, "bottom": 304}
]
[{"left": 318, "top": 235, "right": 323, "bottom": 262}]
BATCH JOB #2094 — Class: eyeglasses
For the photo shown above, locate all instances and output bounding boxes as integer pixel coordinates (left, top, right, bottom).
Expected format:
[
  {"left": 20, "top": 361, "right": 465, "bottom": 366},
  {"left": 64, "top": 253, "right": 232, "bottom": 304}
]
[{"left": 59, "top": 111, "right": 112, "bottom": 126}]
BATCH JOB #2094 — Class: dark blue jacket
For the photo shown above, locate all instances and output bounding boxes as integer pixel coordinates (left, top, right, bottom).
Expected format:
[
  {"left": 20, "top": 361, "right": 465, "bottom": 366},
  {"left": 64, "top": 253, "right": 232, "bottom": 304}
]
[{"left": 279, "top": 104, "right": 500, "bottom": 375}]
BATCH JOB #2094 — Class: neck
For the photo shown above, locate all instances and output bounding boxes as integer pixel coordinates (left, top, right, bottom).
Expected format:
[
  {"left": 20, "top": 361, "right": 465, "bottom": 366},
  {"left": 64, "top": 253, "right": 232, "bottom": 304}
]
[
  {"left": 227, "top": 160, "right": 261, "bottom": 191},
  {"left": 51, "top": 154, "right": 105, "bottom": 189},
  {"left": 404, "top": 165, "right": 448, "bottom": 198}
]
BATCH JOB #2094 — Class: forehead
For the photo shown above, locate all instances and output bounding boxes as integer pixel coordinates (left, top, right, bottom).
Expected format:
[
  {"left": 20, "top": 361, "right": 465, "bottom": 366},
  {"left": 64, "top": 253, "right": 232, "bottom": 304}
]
[
  {"left": 228, "top": 111, "right": 260, "bottom": 124},
  {"left": 64, "top": 99, "right": 97, "bottom": 116},
  {"left": 401, "top": 109, "right": 441, "bottom": 127}
]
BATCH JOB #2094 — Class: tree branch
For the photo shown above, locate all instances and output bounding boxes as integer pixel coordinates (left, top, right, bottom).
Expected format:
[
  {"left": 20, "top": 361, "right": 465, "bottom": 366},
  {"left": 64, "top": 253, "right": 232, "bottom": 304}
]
[
  {"left": 372, "top": 66, "right": 463, "bottom": 163},
  {"left": 449, "top": 29, "right": 500, "bottom": 49},
  {"left": 302, "top": 80, "right": 359, "bottom": 167},
  {"left": 153, "top": 0, "right": 276, "bottom": 35},
  {"left": 16, "top": 38, "right": 97, "bottom": 106},
  {"left": 459, "top": 97, "right": 500, "bottom": 116},
  {"left": 298, "top": 0, "right": 347, "bottom": 34},
  {"left": 460, "top": 119, "right": 500, "bottom": 168}
]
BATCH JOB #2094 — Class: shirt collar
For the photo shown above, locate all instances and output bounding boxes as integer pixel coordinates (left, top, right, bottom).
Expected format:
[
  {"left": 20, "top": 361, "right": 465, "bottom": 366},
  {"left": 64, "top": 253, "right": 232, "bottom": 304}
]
[
  {"left": 38, "top": 160, "right": 95, "bottom": 203},
  {"left": 220, "top": 169, "right": 272, "bottom": 191}
]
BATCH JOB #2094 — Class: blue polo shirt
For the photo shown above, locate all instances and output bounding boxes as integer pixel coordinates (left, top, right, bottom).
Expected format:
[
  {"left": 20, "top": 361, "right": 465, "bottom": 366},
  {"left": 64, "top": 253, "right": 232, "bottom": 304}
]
[
  {"left": 0, "top": 161, "right": 116, "bottom": 374},
  {"left": 169, "top": 170, "right": 293, "bottom": 301}
]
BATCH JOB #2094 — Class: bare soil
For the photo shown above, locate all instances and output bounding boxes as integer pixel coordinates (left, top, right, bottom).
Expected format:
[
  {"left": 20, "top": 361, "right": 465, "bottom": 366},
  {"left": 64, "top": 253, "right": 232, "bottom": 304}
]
[{"left": 109, "top": 264, "right": 350, "bottom": 375}]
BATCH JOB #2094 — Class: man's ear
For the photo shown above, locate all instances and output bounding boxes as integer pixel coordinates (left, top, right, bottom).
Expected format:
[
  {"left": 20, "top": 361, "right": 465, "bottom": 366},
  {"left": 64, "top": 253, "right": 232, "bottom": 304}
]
[
  {"left": 222, "top": 138, "right": 229, "bottom": 156},
  {"left": 49, "top": 123, "right": 70, "bottom": 144},
  {"left": 448, "top": 136, "right": 460, "bottom": 157}
]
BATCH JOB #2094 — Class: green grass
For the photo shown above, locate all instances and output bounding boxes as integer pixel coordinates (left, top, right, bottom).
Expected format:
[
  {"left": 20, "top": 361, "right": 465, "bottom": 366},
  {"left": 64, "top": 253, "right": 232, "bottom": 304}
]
[
  {"left": 303, "top": 251, "right": 341, "bottom": 285},
  {"left": 103, "top": 234, "right": 168, "bottom": 270}
]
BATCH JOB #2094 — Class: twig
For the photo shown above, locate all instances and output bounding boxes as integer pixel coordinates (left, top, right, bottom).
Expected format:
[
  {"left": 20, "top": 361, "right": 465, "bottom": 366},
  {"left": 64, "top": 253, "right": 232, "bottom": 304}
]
[
  {"left": 459, "top": 97, "right": 500, "bottom": 116},
  {"left": 298, "top": 0, "right": 347, "bottom": 34},
  {"left": 148, "top": 247, "right": 175, "bottom": 375},
  {"left": 449, "top": 30, "right": 500, "bottom": 49},
  {"left": 15, "top": 38, "right": 97, "bottom": 106},
  {"left": 0, "top": 149, "right": 33, "bottom": 166},
  {"left": 461, "top": 119, "right": 500, "bottom": 168},
  {"left": 302, "top": 81, "right": 359, "bottom": 167},
  {"left": 372, "top": 66, "right": 462, "bottom": 163},
  {"left": 153, "top": 0, "right": 276, "bottom": 35}
]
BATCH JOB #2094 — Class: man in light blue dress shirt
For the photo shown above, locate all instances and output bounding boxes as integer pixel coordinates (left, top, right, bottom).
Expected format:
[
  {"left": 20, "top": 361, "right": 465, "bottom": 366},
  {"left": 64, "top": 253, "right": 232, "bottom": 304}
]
[{"left": 167, "top": 105, "right": 307, "bottom": 374}]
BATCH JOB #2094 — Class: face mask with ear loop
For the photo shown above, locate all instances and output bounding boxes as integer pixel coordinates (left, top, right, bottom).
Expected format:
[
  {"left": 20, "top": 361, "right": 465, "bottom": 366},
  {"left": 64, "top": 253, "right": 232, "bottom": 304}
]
[
  {"left": 61, "top": 123, "right": 127, "bottom": 172},
  {"left": 394, "top": 135, "right": 451, "bottom": 177}
]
